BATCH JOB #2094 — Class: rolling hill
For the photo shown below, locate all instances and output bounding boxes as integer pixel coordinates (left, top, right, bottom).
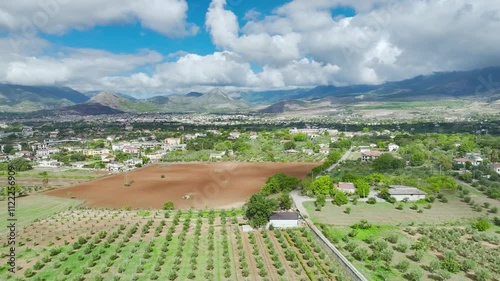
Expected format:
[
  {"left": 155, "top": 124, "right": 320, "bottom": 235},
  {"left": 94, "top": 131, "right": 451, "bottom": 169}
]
[
  {"left": 0, "top": 83, "right": 89, "bottom": 112},
  {"left": 0, "top": 66, "right": 498, "bottom": 114}
]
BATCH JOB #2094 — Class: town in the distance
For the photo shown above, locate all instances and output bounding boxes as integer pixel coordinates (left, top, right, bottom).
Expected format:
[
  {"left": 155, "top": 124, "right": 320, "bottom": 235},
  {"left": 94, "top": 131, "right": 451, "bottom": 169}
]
[
  {"left": 0, "top": 110, "right": 499, "bottom": 281},
  {"left": 1, "top": 0, "right": 500, "bottom": 280}
]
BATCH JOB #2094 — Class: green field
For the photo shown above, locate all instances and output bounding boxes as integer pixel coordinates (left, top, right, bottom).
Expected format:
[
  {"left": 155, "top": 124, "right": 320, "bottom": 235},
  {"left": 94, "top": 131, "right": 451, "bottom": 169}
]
[{"left": 0, "top": 195, "right": 83, "bottom": 235}]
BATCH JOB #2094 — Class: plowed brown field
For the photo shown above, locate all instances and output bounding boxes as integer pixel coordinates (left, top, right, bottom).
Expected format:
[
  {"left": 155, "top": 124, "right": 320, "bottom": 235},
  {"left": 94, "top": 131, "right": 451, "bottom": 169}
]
[{"left": 45, "top": 162, "right": 317, "bottom": 209}]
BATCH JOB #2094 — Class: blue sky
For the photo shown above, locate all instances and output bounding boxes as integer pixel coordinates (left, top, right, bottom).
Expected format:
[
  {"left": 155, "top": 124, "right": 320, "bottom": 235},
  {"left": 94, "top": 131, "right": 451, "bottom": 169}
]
[
  {"left": 0, "top": 0, "right": 497, "bottom": 96},
  {"left": 41, "top": 1, "right": 354, "bottom": 57}
]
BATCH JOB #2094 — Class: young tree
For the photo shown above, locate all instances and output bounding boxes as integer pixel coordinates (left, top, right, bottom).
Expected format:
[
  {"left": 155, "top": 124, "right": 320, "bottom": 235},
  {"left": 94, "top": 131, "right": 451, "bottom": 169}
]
[
  {"left": 162, "top": 201, "right": 174, "bottom": 210},
  {"left": 333, "top": 192, "right": 348, "bottom": 206},
  {"left": 315, "top": 194, "right": 326, "bottom": 211}
]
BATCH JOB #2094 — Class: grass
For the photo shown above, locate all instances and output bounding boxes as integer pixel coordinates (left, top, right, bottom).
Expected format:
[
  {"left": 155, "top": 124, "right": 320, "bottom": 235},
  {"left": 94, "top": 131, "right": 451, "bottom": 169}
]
[
  {"left": 304, "top": 191, "right": 498, "bottom": 226},
  {"left": 0, "top": 195, "right": 82, "bottom": 235}
]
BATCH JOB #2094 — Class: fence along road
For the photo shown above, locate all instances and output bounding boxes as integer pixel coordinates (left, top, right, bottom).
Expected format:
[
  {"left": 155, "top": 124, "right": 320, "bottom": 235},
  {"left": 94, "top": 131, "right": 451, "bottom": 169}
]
[{"left": 290, "top": 191, "right": 369, "bottom": 281}]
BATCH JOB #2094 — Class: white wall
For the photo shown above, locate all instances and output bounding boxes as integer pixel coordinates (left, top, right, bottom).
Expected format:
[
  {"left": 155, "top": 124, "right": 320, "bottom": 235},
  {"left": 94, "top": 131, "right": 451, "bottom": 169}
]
[
  {"left": 392, "top": 194, "right": 426, "bottom": 202},
  {"left": 267, "top": 220, "right": 299, "bottom": 228}
]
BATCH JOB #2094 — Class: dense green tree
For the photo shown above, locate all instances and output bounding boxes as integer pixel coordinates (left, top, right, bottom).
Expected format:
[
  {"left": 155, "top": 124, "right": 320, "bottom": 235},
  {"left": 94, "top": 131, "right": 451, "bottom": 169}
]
[
  {"left": 293, "top": 133, "right": 307, "bottom": 142},
  {"left": 354, "top": 179, "right": 370, "bottom": 198},
  {"left": 426, "top": 175, "right": 457, "bottom": 192},
  {"left": 70, "top": 153, "right": 86, "bottom": 162},
  {"left": 261, "top": 173, "right": 299, "bottom": 195},
  {"left": 2, "top": 144, "right": 14, "bottom": 154},
  {"left": 410, "top": 151, "right": 426, "bottom": 166},
  {"left": 244, "top": 192, "right": 278, "bottom": 228},
  {"left": 283, "top": 141, "right": 296, "bottom": 150},
  {"left": 278, "top": 193, "right": 292, "bottom": 210},
  {"left": 372, "top": 153, "right": 405, "bottom": 172},
  {"left": 8, "top": 158, "right": 33, "bottom": 171},
  {"left": 310, "top": 176, "right": 332, "bottom": 195},
  {"left": 333, "top": 192, "right": 348, "bottom": 206}
]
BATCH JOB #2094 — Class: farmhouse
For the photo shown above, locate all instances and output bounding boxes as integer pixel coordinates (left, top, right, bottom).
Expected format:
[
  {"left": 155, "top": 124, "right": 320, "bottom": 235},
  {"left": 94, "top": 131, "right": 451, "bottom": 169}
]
[
  {"left": 319, "top": 147, "right": 330, "bottom": 154},
  {"left": 164, "top": 138, "right": 181, "bottom": 145},
  {"left": 453, "top": 157, "right": 470, "bottom": 166},
  {"left": 361, "top": 150, "right": 383, "bottom": 161},
  {"left": 465, "top": 153, "right": 483, "bottom": 166},
  {"left": 388, "top": 143, "right": 400, "bottom": 151},
  {"left": 387, "top": 185, "right": 427, "bottom": 201},
  {"left": 335, "top": 182, "right": 356, "bottom": 194},
  {"left": 490, "top": 163, "right": 500, "bottom": 174},
  {"left": 267, "top": 212, "right": 300, "bottom": 229}
]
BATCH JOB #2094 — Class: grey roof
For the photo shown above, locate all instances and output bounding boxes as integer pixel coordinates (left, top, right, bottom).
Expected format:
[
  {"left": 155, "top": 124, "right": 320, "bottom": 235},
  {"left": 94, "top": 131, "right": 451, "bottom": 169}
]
[
  {"left": 388, "top": 185, "right": 426, "bottom": 196},
  {"left": 270, "top": 212, "right": 299, "bottom": 220}
]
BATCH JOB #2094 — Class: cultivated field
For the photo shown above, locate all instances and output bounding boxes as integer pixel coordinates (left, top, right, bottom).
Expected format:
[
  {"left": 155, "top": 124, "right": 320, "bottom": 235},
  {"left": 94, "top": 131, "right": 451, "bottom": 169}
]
[
  {"left": 45, "top": 162, "right": 317, "bottom": 209},
  {"left": 0, "top": 168, "right": 108, "bottom": 190},
  {"left": 0, "top": 208, "right": 352, "bottom": 281},
  {"left": 0, "top": 195, "right": 82, "bottom": 235}
]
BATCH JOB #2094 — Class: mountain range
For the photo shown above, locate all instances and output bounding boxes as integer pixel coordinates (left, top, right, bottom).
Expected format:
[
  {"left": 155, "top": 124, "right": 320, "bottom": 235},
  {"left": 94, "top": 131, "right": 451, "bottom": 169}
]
[{"left": 0, "top": 66, "right": 499, "bottom": 115}]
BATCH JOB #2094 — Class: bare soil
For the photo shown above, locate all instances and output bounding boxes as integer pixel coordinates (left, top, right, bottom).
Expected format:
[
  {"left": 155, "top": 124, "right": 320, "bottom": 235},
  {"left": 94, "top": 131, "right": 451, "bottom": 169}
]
[{"left": 45, "top": 162, "right": 317, "bottom": 209}]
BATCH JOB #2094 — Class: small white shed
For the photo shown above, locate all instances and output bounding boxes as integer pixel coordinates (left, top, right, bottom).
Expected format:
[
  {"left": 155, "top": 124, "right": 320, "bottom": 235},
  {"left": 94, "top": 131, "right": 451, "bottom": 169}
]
[{"left": 267, "top": 212, "right": 300, "bottom": 229}]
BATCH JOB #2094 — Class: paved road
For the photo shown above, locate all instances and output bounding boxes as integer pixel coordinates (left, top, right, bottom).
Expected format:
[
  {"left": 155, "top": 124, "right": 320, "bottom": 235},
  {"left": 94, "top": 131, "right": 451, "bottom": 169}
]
[
  {"left": 290, "top": 190, "right": 368, "bottom": 281},
  {"left": 320, "top": 147, "right": 352, "bottom": 177},
  {"left": 290, "top": 147, "right": 369, "bottom": 281}
]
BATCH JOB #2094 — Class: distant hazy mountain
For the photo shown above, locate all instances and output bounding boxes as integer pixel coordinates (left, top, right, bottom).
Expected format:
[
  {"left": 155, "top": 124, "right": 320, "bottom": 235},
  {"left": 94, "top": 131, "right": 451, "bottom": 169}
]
[
  {"left": 143, "top": 88, "right": 249, "bottom": 112},
  {"left": 88, "top": 92, "right": 158, "bottom": 113},
  {"left": 0, "top": 83, "right": 89, "bottom": 112},
  {"left": 259, "top": 100, "right": 309, "bottom": 113},
  {"left": 83, "top": 91, "right": 138, "bottom": 101},
  {"left": 185, "top": 91, "right": 204, "bottom": 97},
  {"left": 1, "top": 66, "right": 499, "bottom": 114},
  {"left": 242, "top": 66, "right": 500, "bottom": 104}
]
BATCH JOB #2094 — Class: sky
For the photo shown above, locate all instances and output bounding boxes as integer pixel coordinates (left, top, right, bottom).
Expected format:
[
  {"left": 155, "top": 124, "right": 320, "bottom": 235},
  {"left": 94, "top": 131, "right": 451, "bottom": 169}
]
[{"left": 0, "top": 0, "right": 499, "bottom": 98}]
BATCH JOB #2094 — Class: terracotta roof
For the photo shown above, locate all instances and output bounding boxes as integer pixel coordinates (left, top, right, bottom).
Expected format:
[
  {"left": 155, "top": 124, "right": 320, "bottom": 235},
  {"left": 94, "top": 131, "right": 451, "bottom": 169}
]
[
  {"left": 453, "top": 158, "right": 470, "bottom": 162},
  {"left": 336, "top": 182, "right": 356, "bottom": 190},
  {"left": 362, "top": 150, "right": 383, "bottom": 157}
]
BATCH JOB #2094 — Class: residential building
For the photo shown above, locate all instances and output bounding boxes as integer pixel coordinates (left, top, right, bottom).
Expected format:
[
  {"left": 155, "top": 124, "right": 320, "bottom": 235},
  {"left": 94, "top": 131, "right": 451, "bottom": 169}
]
[
  {"left": 164, "top": 138, "right": 181, "bottom": 145},
  {"left": 453, "top": 157, "right": 470, "bottom": 166},
  {"left": 335, "top": 182, "right": 357, "bottom": 194},
  {"left": 267, "top": 212, "right": 300, "bottom": 228},
  {"left": 83, "top": 148, "right": 110, "bottom": 156},
  {"left": 37, "top": 160, "right": 61, "bottom": 167},
  {"left": 465, "top": 153, "right": 483, "bottom": 166},
  {"left": 228, "top": 132, "right": 241, "bottom": 139},
  {"left": 387, "top": 185, "right": 427, "bottom": 201},
  {"left": 361, "top": 150, "right": 383, "bottom": 161},
  {"left": 490, "top": 163, "right": 500, "bottom": 174},
  {"left": 388, "top": 143, "right": 400, "bottom": 151},
  {"left": 319, "top": 147, "right": 330, "bottom": 155}
]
